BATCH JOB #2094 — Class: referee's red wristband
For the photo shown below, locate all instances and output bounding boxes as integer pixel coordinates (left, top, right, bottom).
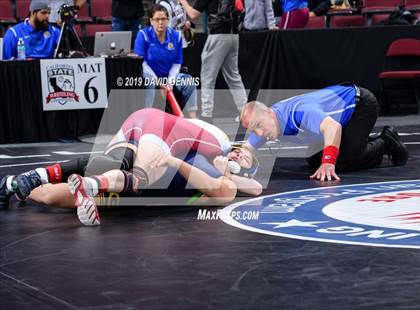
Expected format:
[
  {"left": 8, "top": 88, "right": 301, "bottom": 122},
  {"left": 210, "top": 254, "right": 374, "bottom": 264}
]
[{"left": 322, "top": 145, "right": 339, "bottom": 165}]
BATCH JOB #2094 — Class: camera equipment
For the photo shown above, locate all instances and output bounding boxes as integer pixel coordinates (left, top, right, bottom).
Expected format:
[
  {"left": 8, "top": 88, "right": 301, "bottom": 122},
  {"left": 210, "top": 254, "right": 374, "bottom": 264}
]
[
  {"left": 54, "top": 4, "right": 89, "bottom": 58},
  {"left": 59, "top": 4, "right": 79, "bottom": 21}
]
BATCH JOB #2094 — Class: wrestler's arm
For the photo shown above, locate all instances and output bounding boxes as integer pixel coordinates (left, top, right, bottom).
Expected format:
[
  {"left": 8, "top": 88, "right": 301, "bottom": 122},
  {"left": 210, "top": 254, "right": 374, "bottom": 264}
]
[
  {"left": 176, "top": 161, "right": 237, "bottom": 203},
  {"left": 153, "top": 154, "right": 237, "bottom": 203},
  {"left": 229, "top": 174, "right": 262, "bottom": 196}
]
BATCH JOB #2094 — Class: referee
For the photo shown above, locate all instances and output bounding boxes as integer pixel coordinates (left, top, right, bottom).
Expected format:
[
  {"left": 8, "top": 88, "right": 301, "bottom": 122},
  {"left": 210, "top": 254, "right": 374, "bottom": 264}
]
[{"left": 240, "top": 84, "right": 409, "bottom": 181}]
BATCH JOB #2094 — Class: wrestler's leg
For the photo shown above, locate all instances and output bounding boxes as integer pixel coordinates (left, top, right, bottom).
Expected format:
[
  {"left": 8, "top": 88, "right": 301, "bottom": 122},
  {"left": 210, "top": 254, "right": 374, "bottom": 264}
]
[
  {"left": 81, "top": 140, "right": 168, "bottom": 194},
  {"left": 133, "top": 140, "right": 168, "bottom": 186},
  {"left": 68, "top": 141, "right": 169, "bottom": 226},
  {"left": 85, "top": 147, "right": 135, "bottom": 176},
  {"left": 68, "top": 140, "right": 169, "bottom": 226},
  {"left": 72, "top": 140, "right": 168, "bottom": 196},
  {"left": 29, "top": 183, "right": 74, "bottom": 209},
  {"left": 12, "top": 157, "right": 90, "bottom": 201}
]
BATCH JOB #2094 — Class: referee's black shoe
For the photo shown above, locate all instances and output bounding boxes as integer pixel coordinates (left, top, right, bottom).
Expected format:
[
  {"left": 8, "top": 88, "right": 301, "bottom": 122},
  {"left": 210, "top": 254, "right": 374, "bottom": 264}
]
[
  {"left": 0, "top": 176, "right": 13, "bottom": 210},
  {"left": 380, "top": 126, "right": 409, "bottom": 166}
]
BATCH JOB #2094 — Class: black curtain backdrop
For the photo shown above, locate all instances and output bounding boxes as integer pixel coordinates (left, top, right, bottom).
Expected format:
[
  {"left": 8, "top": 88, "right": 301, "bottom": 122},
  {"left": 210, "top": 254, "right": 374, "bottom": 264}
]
[
  {"left": 184, "top": 25, "right": 420, "bottom": 115},
  {"left": 0, "top": 58, "right": 142, "bottom": 143},
  {"left": 1, "top": 25, "right": 420, "bottom": 143},
  {"left": 239, "top": 26, "right": 420, "bottom": 97}
]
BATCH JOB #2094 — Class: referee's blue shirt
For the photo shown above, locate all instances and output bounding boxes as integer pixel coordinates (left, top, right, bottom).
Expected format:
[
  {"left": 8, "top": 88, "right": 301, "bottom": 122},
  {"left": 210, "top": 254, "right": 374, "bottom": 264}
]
[
  {"left": 2, "top": 19, "right": 60, "bottom": 60},
  {"left": 248, "top": 85, "right": 357, "bottom": 149},
  {"left": 134, "top": 26, "right": 183, "bottom": 77}
]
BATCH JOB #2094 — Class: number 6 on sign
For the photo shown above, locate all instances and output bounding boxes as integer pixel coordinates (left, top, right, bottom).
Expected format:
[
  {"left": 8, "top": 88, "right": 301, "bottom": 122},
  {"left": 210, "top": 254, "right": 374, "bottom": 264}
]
[
  {"left": 40, "top": 58, "right": 108, "bottom": 111},
  {"left": 85, "top": 76, "right": 99, "bottom": 104}
]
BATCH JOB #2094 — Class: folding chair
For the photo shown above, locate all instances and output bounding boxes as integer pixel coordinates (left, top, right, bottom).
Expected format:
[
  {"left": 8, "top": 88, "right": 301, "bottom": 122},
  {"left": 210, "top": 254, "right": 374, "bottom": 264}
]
[
  {"left": 362, "top": 0, "right": 404, "bottom": 25},
  {"left": 305, "top": 15, "right": 326, "bottom": 29},
  {"left": 90, "top": 0, "right": 112, "bottom": 22},
  {"left": 379, "top": 38, "right": 420, "bottom": 114},
  {"left": 329, "top": 15, "right": 365, "bottom": 27},
  {"left": 16, "top": 0, "right": 31, "bottom": 21}
]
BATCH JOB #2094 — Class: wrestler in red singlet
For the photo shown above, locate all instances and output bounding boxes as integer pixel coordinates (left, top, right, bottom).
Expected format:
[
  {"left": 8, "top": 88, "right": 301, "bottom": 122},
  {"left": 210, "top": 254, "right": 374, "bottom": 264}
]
[{"left": 105, "top": 108, "right": 231, "bottom": 158}]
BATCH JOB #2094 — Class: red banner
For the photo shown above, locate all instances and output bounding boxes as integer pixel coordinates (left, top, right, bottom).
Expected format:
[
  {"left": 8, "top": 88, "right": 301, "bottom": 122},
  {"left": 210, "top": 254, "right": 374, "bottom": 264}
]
[{"left": 46, "top": 91, "right": 80, "bottom": 103}]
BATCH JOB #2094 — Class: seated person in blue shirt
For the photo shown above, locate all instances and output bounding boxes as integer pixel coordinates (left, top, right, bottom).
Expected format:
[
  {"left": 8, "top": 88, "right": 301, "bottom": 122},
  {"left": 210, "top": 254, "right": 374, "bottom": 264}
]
[
  {"left": 134, "top": 4, "right": 197, "bottom": 118},
  {"left": 240, "top": 84, "right": 409, "bottom": 181},
  {"left": 2, "top": 0, "right": 61, "bottom": 60}
]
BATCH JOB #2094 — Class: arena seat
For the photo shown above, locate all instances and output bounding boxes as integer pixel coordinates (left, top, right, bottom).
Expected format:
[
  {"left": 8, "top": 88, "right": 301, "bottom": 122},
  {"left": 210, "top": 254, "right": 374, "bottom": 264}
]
[
  {"left": 329, "top": 15, "right": 366, "bottom": 27},
  {"left": 90, "top": 0, "right": 112, "bottom": 22},
  {"left": 362, "top": 0, "right": 403, "bottom": 11},
  {"left": 362, "top": 0, "right": 404, "bottom": 25},
  {"left": 379, "top": 38, "right": 420, "bottom": 113},
  {"left": 405, "top": 0, "right": 420, "bottom": 12},
  {"left": 0, "top": 0, "right": 16, "bottom": 24},
  {"left": 16, "top": 0, "right": 31, "bottom": 21},
  {"left": 85, "top": 23, "right": 112, "bottom": 36},
  {"left": 325, "top": 6, "right": 358, "bottom": 27},
  {"left": 76, "top": 1, "right": 93, "bottom": 23},
  {"left": 371, "top": 13, "right": 391, "bottom": 24},
  {"left": 305, "top": 16, "right": 326, "bottom": 28}
]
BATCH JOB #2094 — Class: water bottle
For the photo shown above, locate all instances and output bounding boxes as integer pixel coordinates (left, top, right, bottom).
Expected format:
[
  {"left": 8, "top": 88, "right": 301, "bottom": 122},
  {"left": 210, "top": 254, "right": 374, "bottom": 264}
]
[{"left": 17, "top": 38, "right": 26, "bottom": 60}]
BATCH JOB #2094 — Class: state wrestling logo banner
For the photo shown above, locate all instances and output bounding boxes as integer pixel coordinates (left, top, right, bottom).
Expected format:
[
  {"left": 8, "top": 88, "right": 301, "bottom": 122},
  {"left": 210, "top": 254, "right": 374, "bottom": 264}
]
[
  {"left": 220, "top": 180, "right": 420, "bottom": 249},
  {"left": 40, "top": 58, "right": 108, "bottom": 111}
]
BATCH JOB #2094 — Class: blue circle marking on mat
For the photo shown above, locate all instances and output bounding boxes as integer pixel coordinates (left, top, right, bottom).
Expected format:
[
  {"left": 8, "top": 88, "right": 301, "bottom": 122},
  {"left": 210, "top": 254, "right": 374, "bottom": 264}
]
[{"left": 220, "top": 180, "right": 420, "bottom": 249}]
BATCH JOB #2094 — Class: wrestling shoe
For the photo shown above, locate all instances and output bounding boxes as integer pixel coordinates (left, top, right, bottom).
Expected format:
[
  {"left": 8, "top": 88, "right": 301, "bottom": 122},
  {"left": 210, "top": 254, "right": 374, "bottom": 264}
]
[
  {"left": 68, "top": 174, "right": 100, "bottom": 226},
  {"left": 12, "top": 170, "right": 43, "bottom": 201},
  {"left": 0, "top": 176, "right": 13, "bottom": 209},
  {"left": 380, "top": 126, "right": 409, "bottom": 166}
]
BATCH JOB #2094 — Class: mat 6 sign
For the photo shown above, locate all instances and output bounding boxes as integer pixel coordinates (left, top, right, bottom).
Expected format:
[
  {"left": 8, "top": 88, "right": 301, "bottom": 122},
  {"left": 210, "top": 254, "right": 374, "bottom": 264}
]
[
  {"left": 41, "top": 58, "right": 108, "bottom": 111},
  {"left": 221, "top": 180, "right": 420, "bottom": 248}
]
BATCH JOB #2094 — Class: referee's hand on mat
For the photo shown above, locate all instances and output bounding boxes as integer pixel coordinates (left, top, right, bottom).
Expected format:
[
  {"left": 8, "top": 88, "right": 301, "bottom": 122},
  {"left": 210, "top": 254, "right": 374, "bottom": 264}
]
[{"left": 310, "top": 163, "right": 341, "bottom": 182}]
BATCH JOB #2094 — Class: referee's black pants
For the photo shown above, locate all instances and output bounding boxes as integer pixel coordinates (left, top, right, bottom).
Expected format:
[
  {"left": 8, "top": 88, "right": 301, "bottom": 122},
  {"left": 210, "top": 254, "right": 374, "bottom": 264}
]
[{"left": 308, "top": 87, "right": 386, "bottom": 172}]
